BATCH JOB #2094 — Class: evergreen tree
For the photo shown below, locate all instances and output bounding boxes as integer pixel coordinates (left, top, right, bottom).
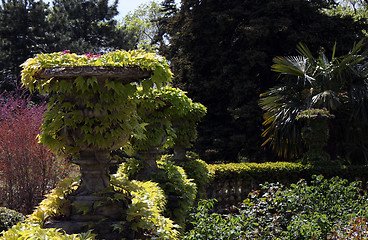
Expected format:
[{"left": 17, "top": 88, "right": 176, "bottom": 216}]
[
  {"left": 160, "top": 0, "right": 366, "bottom": 162},
  {"left": 0, "top": 0, "right": 137, "bottom": 94},
  {"left": 0, "top": 0, "right": 50, "bottom": 75},
  {"left": 47, "top": 0, "right": 135, "bottom": 53},
  {"left": 154, "top": 0, "right": 178, "bottom": 52}
]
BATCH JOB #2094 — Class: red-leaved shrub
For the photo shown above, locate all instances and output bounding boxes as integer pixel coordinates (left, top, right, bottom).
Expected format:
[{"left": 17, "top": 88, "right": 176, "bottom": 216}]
[{"left": 0, "top": 93, "right": 76, "bottom": 214}]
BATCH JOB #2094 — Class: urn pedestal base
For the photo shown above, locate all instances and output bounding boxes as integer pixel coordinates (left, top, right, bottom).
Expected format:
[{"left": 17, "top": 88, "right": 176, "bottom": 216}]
[
  {"left": 45, "top": 219, "right": 135, "bottom": 240},
  {"left": 44, "top": 150, "right": 134, "bottom": 239}
]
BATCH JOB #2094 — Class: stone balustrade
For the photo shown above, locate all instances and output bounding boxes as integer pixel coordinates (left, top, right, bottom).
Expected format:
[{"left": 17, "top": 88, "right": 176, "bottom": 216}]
[
  {"left": 205, "top": 177, "right": 258, "bottom": 211},
  {"left": 205, "top": 173, "right": 368, "bottom": 211}
]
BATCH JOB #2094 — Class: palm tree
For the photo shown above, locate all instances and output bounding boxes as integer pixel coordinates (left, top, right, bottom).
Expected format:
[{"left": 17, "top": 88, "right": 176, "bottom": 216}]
[{"left": 260, "top": 40, "right": 368, "bottom": 163}]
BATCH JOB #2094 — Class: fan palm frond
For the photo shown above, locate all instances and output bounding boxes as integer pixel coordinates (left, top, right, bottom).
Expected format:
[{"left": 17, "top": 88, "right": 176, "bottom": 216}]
[{"left": 260, "top": 40, "right": 368, "bottom": 161}]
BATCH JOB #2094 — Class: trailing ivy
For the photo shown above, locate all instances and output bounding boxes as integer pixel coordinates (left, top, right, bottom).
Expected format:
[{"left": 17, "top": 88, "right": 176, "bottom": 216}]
[
  {"left": 118, "top": 156, "right": 197, "bottom": 230},
  {"left": 27, "top": 176, "right": 79, "bottom": 226},
  {"left": 166, "top": 152, "right": 209, "bottom": 200},
  {"left": 124, "top": 86, "right": 206, "bottom": 155},
  {"left": 153, "top": 157, "right": 197, "bottom": 229},
  {"left": 111, "top": 175, "right": 179, "bottom": 239},
  {"left": 27, "top": 174, "right": 179, "bottom": 239},
  {"left": 0, "top": 223, "right": 96, "bottom": 240},
  {"left": 21, "top": 50, "right": 172, "bottom": 93}
]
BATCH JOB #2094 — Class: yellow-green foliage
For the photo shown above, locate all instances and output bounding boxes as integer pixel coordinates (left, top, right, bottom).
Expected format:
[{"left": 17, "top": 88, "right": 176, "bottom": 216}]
[
  {"left": 154, "top": 87, "right": 206, "bottom": 148},
  {"left": 175, "top": 152, "right": 209, "bottom": 199},
  {"left": 1, "top": 223, "right": 96, "bottom": 240},
  {"left": 20, "top": 50, "right": 172, "bottom": 93},
  {"left": 118, "top": 157, "right": 197, "bottom": 230},
  {"left": 124, "top": 86, "right": 207, "bottom": 154},
  {"left": 26, "top": 175, "right": 179, "bottom": 240},
  {"left": 28, "top": 176, "right": 79, "bottom": 226},
  {"left": 112, "top": 175, "right": 179, "bottom": 239},
  {"left": 116, "top": 157, "right": 142, "bottom": 180},
  {"left": 160, "top": 88, "right": 206, "bottom": 148},
  {"left": 20, "top": 50, "right": 173, "bottom": 155}
]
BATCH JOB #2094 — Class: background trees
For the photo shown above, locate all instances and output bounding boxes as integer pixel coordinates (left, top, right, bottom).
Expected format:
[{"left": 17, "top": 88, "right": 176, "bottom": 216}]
[
  {"left": 158, "top": 0, "right": 367, "bottom": 163},
  {"left": 1, "top": 0, "right": 368, "bottom": 163},
  {"left": 47, "top": 0, "right": 135, "bottom": 53},
  {"left": 0, "top": 0, "right": 136, "bottom": 95},
  {"left": 0, "top": 0, "right": 50, "bottom": 76},
  {"left": 121, "top": 0, "right": 163, "bottom": 51}
]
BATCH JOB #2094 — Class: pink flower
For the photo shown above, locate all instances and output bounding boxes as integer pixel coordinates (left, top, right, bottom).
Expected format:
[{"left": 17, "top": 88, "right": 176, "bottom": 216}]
[
  {"left": 84, "top": 52, "right": 101, "bottom": 59},
  {"left": 61, "top": 50, "right": 70, "bottom": 55}
]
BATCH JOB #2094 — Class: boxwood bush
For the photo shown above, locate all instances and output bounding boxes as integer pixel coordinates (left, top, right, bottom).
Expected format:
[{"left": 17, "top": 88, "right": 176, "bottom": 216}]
[{"left": 0, "top": 207, "right": 25, "bottom": 233}]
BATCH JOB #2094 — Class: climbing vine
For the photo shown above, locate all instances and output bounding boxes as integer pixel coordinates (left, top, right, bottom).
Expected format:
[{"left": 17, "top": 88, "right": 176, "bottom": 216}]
[{"left": 125, "top": 86, "right": 207, "bottom": 155}]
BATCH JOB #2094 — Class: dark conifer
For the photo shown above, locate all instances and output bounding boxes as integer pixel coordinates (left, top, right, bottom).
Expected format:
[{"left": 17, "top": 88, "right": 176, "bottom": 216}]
[{"left": 159, "top": 0, "right": 367, "bottom": 162}]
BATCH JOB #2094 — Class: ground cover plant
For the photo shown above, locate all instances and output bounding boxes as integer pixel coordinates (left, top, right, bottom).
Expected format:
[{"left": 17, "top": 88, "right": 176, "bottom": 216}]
[{"left": 183, "top": 175, "right": 368, "bottom": 239}]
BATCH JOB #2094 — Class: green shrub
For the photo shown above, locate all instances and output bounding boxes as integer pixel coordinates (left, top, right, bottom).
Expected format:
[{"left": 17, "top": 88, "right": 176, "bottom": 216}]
[
  {"left": 182, "top": 175, "right": 368, "bottom": 239},
  {"left": 331, "top": 217, "right": 368, "bottom": 239},
  {"left": 183, "top": 199, "right": 243, "bottom": 240},
  {"left": 207, "top": 161, "right": 309, "bottom": 183},
  {"left": 0, "top": 207, "right": 25, "bottom": 233},
  {"left": 242, "top": 175, "right": 368, "bottom": 239},
  {"left": 207, "top": 161, "right": 368, "bottom": 186},
  {"left": 0, "top": 223, "right": 96, "bottom": 239}
]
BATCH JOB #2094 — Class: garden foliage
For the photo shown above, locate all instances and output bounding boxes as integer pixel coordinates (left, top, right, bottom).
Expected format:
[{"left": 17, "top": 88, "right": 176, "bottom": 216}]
[
  {"left": 1, "top": 223, "right": 96, "bottom": 240},
  {"left": 160, "top": 0, "right": 366, "bottom": 163},
  {"left": 27, "top": 174, "right": 179, "bottom": 239},
  {"left": 183, "top": 175, "right": 368, "bottom": 239},
  {"left": 260, "top": 40, "right": 368, "bottom": 163},
  {"left": 0, "top": 207, "right": 25, "bottom": 232},
  {"left": 117, "top": 156, "right": 197, "bottom": 230},
  {"left": 0, "top": 93, "right": 74, "bottom": 214}
]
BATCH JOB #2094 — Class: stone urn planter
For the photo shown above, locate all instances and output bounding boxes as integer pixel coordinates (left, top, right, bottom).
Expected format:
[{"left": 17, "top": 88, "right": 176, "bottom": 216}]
[
  {"left": 20, "top": 50, "right": 173, "bottom": 239},
  {"left": 39, "top": 66, "right": 149, "bottom": 239},
  {"left": 131, "top": 87, "right": 207, "bottom": 166},
  {"left": 297, "top": 108, "right": 334, "bottom": 165},
  {"left": 133, "top": 121, "right": 168, "bottom": 181}
]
